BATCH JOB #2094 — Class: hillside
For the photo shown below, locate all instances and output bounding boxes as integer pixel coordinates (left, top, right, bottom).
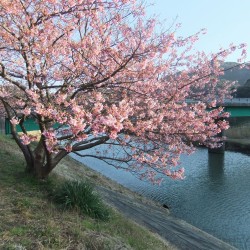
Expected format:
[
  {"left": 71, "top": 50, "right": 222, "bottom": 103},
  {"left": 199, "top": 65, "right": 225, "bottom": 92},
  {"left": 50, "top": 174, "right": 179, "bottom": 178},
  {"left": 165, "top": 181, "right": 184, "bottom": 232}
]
[
  {"left": 221, "top": 62, "right": 250, "bottom": 86},
  {"left": 0, "top": 135, "right": 172, "bottom": 250}
]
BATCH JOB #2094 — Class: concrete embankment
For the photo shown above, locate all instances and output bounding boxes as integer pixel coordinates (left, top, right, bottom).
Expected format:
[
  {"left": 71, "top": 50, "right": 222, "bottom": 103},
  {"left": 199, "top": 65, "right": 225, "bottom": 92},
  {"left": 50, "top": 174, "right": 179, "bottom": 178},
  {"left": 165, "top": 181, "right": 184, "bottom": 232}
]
[
  {"left": 226, "top": 138, "right": 250, "bottom": 154},
  {"left": 97, "top": 186, "right": 237, "bottom": 250}
]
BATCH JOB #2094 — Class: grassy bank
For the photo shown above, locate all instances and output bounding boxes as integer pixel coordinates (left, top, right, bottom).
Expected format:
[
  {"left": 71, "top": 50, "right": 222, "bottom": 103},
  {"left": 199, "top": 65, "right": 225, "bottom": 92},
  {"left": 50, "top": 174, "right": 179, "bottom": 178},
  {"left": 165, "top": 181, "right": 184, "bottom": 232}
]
[
  {"left": 0, "top": 135, "right": 172, "bottom": 250},
  {"left": 224, "top": 124, "right": 250, "bottom": 139}
]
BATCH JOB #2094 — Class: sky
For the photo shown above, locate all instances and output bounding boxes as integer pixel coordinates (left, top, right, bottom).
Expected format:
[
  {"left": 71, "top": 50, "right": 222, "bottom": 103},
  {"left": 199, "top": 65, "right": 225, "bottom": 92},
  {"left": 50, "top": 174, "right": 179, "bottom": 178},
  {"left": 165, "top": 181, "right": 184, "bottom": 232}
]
[{"left": 146, "top": 0, "right": 250, "bottom": 62}]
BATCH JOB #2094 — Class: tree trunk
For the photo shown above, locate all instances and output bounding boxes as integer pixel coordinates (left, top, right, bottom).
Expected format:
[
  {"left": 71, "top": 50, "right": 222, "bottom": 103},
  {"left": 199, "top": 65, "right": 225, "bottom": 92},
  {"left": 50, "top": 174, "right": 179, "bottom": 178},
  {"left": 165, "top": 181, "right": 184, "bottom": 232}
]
[
  {"left": 25, "top": 148, "right": 68, "bottom": 179},
  {"left": 24, "top": 156, "right": 49, "bottom": 179}
]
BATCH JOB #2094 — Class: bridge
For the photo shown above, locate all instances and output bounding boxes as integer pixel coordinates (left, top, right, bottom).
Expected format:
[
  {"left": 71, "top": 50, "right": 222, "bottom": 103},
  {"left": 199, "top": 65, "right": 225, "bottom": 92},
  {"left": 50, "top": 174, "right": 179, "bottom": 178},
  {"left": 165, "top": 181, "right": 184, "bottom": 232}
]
[
  {"left": 208, "top": 98, "right": 250, "bottom": 153},
  {"left": 219, "top": 98, "right": 250, "bottom": 117},
  {"left": 186, "top": 98, "right": 250, "bottom": 117}
]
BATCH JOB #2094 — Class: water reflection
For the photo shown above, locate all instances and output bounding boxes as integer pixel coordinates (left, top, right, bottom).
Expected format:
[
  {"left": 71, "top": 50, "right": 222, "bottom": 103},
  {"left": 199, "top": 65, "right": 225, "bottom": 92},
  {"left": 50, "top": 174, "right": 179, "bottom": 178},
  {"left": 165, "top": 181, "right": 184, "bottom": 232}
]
[{"left": 208, "top": 152, "right": 224, "bottom": 182}]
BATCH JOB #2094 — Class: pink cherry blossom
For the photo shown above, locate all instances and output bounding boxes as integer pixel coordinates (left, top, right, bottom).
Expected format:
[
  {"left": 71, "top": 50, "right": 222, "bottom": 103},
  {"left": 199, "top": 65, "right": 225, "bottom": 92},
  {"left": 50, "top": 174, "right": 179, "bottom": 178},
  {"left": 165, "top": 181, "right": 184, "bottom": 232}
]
[
  {"left": 20, "top": 134, "right": 32, "bottom": 145},
  {"left": 0, "top": 0, "right": 246, "bottom": 181},
  {"left": 23, "top": 107, "right": 31, "bottom": 116},
  {"left": 10, "top": 117, "right": 20, "bottom": 125}
]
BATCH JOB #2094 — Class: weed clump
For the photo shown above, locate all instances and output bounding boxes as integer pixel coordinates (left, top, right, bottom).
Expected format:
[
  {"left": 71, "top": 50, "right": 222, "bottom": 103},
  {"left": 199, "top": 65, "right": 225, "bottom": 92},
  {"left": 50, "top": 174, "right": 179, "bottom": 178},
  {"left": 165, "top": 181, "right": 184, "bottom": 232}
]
[{"left": 53, "top": 180, "right": 110, "bottom": 221}]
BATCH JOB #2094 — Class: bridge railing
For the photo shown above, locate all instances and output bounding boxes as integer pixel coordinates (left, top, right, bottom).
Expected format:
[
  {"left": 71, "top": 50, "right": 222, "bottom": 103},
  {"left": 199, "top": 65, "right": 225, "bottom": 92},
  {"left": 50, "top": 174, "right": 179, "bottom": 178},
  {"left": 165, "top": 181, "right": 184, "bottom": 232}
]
[
  {"left": 185, "top": 98, "right": 250, "bottom": 107},
  {"left": 223, "top": 98, "right": 250, "bottom": 103}
]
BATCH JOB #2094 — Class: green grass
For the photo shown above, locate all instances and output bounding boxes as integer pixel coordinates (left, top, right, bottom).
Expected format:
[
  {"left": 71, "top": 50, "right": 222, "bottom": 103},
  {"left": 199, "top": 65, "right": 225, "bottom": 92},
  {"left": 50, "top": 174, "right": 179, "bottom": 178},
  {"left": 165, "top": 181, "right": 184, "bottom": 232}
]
[
  {"left": 0, "top": 135, "right": 171, "bottom": 250},
  {"left": 52, "top": 180, "right": 111, "bottom": 221}
]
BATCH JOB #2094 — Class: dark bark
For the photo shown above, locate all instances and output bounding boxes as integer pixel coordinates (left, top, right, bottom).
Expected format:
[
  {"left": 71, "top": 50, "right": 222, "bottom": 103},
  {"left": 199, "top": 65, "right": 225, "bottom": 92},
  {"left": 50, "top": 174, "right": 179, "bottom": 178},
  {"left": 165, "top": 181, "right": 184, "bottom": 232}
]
[
  {"left": 2, "top": 101, "right": 68, "bottom": 179},
  {"left": 23, "top": 138, "right": 68, "bottom": 179},
  {"left": 27, "top": 149, "right": 68, "bottom": 179}
]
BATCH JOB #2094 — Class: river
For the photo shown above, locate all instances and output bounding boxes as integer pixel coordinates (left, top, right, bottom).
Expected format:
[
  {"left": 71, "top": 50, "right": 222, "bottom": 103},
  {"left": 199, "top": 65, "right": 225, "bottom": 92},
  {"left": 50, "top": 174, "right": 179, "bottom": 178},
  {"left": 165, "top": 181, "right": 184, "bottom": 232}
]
[{"left": 71, "top": 148, "right": 250, "bottom": 249}]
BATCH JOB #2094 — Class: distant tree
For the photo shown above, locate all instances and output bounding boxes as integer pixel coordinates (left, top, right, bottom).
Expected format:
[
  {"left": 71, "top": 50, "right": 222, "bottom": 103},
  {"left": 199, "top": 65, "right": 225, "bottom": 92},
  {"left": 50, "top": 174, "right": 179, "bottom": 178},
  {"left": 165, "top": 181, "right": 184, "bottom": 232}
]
[{"left": 0, "top": 0, "right": 246, "bottom": 183}]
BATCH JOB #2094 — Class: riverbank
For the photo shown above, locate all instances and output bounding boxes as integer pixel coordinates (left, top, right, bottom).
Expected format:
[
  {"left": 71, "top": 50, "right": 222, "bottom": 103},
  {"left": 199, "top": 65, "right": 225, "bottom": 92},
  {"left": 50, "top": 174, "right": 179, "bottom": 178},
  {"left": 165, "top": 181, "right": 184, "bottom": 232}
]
[
  {"left": 0, "top": 135, "right": 173, "bottom": 250},
  {"left": 0, "top": 135, "right": 237, "bottom": 249},
  {"left": 224, "top": 123, "right": 250, "bottom": 154},
  {"left": 226, "top": 138, "right": 250, "bottom": 154},
  {"left": 55, "top": 155, "right": 237, "bottom": 249}
]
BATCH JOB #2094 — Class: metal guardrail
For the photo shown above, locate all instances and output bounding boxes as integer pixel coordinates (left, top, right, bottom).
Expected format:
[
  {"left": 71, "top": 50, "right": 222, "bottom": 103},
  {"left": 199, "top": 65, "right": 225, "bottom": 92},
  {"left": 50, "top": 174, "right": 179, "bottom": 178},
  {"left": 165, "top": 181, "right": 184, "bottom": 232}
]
[
  {"left": 219, "top": 98, "right": 250, "bottom": 107},
  {"left": 223, "top": 98, "right": 250, "bottom": 103},
  {"left": 186, "top": 98, "right": 250, "bottom": 106}
]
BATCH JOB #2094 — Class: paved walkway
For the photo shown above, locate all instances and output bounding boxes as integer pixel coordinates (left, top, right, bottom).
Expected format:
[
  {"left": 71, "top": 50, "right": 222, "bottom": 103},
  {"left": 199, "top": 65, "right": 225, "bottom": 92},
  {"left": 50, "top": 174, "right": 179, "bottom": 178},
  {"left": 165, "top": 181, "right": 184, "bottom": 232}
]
[{"left": 97, "top": 186, "right": 237, "bottom": 250}]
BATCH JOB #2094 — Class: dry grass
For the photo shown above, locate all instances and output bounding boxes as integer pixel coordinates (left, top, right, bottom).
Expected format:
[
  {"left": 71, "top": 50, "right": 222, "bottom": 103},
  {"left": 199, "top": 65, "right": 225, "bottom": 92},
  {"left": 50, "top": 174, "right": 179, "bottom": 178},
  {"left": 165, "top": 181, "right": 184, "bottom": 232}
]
[{"left": 0, "top": 135, "right": 172, "bottom": 250}]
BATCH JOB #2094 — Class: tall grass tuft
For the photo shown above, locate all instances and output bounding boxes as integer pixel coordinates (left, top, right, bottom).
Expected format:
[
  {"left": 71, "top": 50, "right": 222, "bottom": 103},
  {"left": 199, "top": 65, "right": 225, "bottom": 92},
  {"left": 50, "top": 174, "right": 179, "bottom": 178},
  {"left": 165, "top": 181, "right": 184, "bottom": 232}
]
[{"left": 53, "top": 180, "right": 110, "bottom": 221}]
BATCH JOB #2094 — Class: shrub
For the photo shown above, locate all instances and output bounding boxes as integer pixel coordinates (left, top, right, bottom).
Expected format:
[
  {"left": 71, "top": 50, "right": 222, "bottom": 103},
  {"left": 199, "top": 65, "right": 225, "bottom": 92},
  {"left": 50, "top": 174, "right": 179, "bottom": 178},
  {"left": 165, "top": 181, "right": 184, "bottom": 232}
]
[{"left": 53, "top": 180, "right": 110, "bottom": 221}]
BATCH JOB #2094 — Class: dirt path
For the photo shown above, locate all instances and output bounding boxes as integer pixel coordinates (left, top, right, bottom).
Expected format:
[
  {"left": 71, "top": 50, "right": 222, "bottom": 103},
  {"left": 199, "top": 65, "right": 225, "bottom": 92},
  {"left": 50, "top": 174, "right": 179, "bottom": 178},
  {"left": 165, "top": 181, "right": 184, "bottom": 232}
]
[{"left": 97, "top": 186, "right": 236, "bottom": 250}]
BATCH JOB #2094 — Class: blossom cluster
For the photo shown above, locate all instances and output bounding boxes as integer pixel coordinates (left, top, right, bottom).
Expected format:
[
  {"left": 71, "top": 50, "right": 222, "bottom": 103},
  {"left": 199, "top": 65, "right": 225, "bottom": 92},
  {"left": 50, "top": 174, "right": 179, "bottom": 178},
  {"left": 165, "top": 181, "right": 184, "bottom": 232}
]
[{"left": 0, "top": 0, "right": 247, "bottom": 182}]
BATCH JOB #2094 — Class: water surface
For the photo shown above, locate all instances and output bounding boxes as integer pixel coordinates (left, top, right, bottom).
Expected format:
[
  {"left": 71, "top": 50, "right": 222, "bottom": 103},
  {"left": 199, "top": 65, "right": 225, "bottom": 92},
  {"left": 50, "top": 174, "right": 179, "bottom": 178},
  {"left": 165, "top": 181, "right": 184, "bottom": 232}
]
[{"left": 72, "top": 148, "right": 250, "bottom": 249}]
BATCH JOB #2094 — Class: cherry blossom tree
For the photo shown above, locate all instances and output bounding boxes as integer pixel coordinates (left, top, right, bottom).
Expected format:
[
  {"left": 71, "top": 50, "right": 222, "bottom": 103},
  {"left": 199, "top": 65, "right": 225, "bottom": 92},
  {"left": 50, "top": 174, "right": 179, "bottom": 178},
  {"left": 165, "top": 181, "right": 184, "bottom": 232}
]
[{"left": 0, "top": 0, "right": 246, "bottom": 182}]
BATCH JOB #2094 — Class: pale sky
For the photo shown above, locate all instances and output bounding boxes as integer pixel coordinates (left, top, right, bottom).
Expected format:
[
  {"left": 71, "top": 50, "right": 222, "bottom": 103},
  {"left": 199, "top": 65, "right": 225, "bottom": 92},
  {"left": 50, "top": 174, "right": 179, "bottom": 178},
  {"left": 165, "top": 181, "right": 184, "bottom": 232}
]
[{"left": 146, "top": 0, "right": 250, "bottom": 62}]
